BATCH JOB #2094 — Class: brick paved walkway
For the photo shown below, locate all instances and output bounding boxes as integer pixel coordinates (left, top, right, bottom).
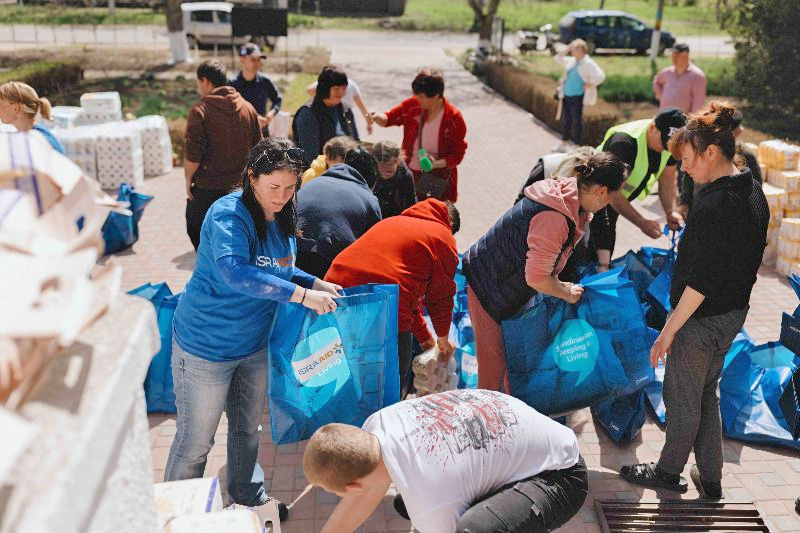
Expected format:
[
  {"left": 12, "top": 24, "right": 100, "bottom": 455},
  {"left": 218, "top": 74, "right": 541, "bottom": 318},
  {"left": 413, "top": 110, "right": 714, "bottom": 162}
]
[{"left": 121, "top": 30, "right": 800, "bottom": 532}]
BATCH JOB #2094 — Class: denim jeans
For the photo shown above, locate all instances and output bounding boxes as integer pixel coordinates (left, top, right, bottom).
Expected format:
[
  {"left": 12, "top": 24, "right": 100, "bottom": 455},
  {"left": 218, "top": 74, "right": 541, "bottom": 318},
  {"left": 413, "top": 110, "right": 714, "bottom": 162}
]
[
  {"left": 561, "top": 95, "right": 584, "bottom": 145},
  {"left": 165, "top": 339, "right": 269, "bottom": 506}
]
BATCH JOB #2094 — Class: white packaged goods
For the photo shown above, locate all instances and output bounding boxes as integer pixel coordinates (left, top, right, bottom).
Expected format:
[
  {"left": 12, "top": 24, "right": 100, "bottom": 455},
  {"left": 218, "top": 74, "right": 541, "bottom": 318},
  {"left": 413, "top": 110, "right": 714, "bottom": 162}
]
[
  {"left": 134, "top": 115, "right": 173, "bottom": 176},
  {"left": 164, "top": 509, "right": 262, "bottom": 533},
  {"left": 777, "top": 255, "right": 791, "bottom": 276},
  {"left": 268, "top": 111, "right": 292, "bottom": 138},
  {"left": 763, "top": 183, "right": 785, "bottom": 209},
  {"left": 80, "top": 91, "right": 122, "bottom": 114},
  {"left": 81, "top": 109, "right": 123, "bottom": 125},
  {"left": 759, "top": 140, "right": 800, "bottom": 170},
  {"left": 51, "top": 106, "right": 85, "bottom": 129},
  {"left": 153, "top": 477, "right": 223, "bottom": 528},
  {"left": 411, "top": 349, "right": 458, "bottom": 396},
  {"left": 54, "top": 126, "right": 100, "bottom": 181},
  {"left": 781, "top": 219, "right": 800, "bottom": 241},
  {"left": 94, "top": 122, "right": 144, "bottom": 189},
  {"left": 778, "top": 236, "right": 800, "bottom": 259},
  {"left": 787, "top": 210, "right": 800, "bottom": 219}
]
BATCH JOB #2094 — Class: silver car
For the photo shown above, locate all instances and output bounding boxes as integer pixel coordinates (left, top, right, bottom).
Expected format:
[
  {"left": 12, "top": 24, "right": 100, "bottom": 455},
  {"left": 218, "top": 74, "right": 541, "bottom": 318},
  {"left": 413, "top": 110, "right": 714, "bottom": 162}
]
[{"left": 181, "top": 2, "right": 275, "bottom": 49}]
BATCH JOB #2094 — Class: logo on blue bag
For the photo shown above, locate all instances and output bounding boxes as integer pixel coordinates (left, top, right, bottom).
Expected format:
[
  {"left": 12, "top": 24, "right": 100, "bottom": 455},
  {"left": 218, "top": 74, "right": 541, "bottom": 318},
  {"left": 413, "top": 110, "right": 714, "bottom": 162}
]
[
  {"left": 291, "top": 327, "right": 351, "bottom": 391},
  {"left": 552, "top": 319, "right": 599, "bottom": 386}
]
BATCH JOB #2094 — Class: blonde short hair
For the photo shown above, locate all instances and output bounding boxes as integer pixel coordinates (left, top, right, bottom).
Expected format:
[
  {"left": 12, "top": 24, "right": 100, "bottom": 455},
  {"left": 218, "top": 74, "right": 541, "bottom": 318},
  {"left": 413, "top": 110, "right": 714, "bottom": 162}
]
[
  {"left": 570, "top": 39, "right": 589, "bottom": 53},
  {"left": 303, "top": 423, "right": 381, "bottom": 492},
  {"left": 0, "top": 81, "right": 52, "bottom": 120}
]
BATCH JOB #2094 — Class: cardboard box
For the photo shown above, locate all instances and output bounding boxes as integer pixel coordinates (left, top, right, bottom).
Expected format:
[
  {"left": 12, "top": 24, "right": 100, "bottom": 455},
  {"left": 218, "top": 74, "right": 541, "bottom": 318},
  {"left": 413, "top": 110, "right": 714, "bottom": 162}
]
[
  {"left": 164, "top": 509, "right": 262, "bottom": 533},
  {"left": 153, "top": 477, "right": 223, "bottom": 528}
]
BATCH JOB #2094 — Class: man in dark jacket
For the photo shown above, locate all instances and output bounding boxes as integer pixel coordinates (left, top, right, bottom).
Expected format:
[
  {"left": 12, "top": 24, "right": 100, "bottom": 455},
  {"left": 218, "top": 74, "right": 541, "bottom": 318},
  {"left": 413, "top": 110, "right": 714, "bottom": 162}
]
[
  {"left": 230, "top": 43, "right": 282, "bottom": 137},
  {"left": 296, "top": 147, "right": 382, "bottom": 278},
  {"left": 292, "top": 65, "right": 359, "bottom": 167},
  {"left": 184, "top": 59, "right": 261, "bottom": 250}
]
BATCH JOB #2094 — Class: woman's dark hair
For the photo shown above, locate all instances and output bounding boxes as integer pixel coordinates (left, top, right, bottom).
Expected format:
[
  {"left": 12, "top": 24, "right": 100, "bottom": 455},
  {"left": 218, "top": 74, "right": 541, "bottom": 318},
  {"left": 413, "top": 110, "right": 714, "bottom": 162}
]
[
  {"left": 316, "top": 65, "right": 348, "bottom": 100},
  {"left": 668, "top": 100, "right": 738, "bottom": 161},
  {"left": 445, "top": 201, "right": 460, "bottom": 235},
  {"left": 241, "top": 137, "right": 305, "bottom": 240},
  {"left": 344, "top": 146, "right": 379, "bottom": 189},
  {"left": 196, "top": 59, "right": 228, "bottom": 88},
  {"left": 574, "top": 152, "right": 628, "bottom": 191},
  {"left": 411, "top": 68, "right": 445, "bottom": 98}
]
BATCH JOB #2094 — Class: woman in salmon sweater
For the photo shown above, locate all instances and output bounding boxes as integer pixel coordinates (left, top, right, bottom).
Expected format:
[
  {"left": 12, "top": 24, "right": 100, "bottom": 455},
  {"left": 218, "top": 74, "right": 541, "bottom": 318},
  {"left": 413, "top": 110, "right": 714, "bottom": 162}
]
[
  {"left": 370, "top": 68, "right": 467, "bottom": 203},
  {"left": 462, "top": 152, "right": 628, "bottom": 391}
]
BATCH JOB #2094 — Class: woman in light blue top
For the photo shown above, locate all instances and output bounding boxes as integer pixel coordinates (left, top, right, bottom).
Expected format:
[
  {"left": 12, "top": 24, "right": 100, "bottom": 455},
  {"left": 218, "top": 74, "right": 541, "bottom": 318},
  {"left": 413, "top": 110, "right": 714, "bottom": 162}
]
[
  {"left": 554, "top": 39, "right": 606, "bottom": 150},
  {"left": 166, "top": 137, "right": 342, "bottom": 521},
  {"left": 0, "top": 81, "right": 65, "bottom": 154}
]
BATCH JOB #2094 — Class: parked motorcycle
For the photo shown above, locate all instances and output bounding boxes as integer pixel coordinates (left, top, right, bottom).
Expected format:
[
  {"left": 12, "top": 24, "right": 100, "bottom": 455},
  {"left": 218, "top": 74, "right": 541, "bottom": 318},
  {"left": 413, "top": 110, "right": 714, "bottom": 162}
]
[{"left": 516, "top": 24, "right": 558, "bottom": 54}]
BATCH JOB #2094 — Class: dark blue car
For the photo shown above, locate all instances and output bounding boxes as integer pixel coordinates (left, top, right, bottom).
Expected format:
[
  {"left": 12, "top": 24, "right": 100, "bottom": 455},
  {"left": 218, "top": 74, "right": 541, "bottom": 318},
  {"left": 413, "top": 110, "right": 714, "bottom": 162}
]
[{"left": 558, "top": 10, "right": 676, "bottom": 55}]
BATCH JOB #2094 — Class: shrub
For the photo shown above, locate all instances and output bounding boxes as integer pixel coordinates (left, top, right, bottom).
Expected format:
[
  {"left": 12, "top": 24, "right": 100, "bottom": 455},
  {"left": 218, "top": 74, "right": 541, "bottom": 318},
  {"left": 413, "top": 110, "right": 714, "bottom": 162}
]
[
  {"left": 0, "top": 60, "right": 84, "bottom": 97},
  {"left": 485, "top": 61, "right": 621, "bottom": 146}
]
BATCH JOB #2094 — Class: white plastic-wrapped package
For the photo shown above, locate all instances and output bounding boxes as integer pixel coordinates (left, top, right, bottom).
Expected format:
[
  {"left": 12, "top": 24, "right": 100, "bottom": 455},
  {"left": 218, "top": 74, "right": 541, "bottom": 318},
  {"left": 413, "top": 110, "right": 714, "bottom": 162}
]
[
  {"left": 94, "top": 122, "right": 144, "bottom": 189},
  {"left": 759, "top": 140, "right": 800, "bottom": 170},
  {"left": 50, "top": 106, "right": 85, "bottom": 129},
  {"left": 81, "top": 109, "right": 123, "bottom": 126},
  {"left": 781, "top": 218, "right": 800, "bottom": 242},
  {"left": 54, "top": 126, "right": 100, "bottom": 181},
  {"left": 134, "top": 115, "right": 173, "bottom": 176},
  {"left": 268, "top": 111, "right": 292, "bottom": 139},
  {"left": 410, "top": 348, "right": 458, "bottom": 396},
  {"left": 763, "top": 183, "right": 785, "bottom": 210},
  {"left": 80, "top": 91, "right": 122, "bottom": 114},
  {"left": 778, "top": 236, "right": 800, "bottom": 260}
]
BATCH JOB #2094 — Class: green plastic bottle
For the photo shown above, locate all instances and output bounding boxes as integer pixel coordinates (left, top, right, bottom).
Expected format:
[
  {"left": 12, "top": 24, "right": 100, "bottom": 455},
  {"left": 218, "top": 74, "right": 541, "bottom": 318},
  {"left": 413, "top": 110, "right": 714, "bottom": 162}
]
[{"left": 418, "top": 149, "right": 433, "bottom": 172}]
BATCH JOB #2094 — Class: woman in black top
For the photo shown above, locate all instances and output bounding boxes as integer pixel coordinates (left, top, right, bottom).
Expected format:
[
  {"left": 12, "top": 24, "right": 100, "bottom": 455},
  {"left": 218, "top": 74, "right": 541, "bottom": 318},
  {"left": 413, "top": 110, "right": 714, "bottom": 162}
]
[{"left": 621, "top": 101, "right": 769, "bottom": 499}]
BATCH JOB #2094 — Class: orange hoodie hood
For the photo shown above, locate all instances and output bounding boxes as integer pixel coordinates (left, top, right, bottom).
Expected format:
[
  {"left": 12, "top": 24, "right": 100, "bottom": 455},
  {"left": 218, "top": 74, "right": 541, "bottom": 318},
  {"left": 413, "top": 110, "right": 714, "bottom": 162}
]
[{"left": 400, "top": 198, "right": 452, "bottom": 232}]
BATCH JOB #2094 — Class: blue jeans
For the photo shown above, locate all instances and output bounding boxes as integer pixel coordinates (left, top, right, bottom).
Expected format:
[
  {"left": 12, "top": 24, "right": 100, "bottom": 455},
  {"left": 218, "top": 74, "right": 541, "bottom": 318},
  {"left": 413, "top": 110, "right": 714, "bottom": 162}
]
[
  {"left": 165, "top": 339, "right": 269, "bottom": 506},
  {"left": 561, "top": 95, "right": 584, "bottom": 145}
]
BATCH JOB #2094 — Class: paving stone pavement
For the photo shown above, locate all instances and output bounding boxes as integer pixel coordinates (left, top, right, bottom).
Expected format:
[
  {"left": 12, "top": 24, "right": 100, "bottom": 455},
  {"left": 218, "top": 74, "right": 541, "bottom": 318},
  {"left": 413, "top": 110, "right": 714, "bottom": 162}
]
[{"left": 126, "top": 31, "right": 800, "bottom": 532}]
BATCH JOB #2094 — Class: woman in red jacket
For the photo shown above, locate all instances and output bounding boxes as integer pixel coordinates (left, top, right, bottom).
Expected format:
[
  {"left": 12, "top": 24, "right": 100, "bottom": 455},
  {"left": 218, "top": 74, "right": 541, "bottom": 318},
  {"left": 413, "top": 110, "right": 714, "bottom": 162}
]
[{"left": 371, "top": 68, "right": 468, "bottom": 203}]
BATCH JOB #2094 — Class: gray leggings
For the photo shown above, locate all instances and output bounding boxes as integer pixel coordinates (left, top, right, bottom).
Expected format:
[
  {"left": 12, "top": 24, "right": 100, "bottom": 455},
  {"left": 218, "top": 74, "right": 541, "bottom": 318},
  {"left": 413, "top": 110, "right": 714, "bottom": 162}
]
[{"left": 658, "top": 307, "right": 748, "bottom": 482}]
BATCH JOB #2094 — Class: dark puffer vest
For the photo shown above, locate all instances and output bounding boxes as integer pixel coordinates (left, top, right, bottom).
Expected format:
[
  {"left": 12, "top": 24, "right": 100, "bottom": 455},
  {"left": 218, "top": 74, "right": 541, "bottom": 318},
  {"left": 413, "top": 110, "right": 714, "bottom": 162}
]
[
  {"left": 291, "top": 96, "right": 358, "bottom": 151},
  {"left": 462, "top": 197, "right": 574, "bottom": 323}
]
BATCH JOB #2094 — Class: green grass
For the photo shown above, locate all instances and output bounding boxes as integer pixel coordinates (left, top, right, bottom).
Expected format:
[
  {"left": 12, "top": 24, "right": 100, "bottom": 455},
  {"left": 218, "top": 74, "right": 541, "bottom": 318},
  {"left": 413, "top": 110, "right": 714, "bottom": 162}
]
[
  {"left": 519, "top": 54, "right": 738, "bottom": 102},
  {"left": 0, "top": 5, "right": 164, "bottom": 25},
  {"left": 2, "top": 0, "right": 720, "bottom": 36},
  {"left": 289, "top": 0, "right": 723, "bottom": 36},
  {"left": 279, "top": 72, "right": 317, "bottom": 115}
]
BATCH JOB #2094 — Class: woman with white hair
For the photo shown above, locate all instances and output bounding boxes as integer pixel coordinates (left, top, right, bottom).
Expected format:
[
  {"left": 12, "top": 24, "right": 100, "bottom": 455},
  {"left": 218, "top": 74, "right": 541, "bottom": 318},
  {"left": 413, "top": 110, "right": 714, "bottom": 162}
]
[{"left": 555, "top": 39, "right": 606, "bottom": 151}]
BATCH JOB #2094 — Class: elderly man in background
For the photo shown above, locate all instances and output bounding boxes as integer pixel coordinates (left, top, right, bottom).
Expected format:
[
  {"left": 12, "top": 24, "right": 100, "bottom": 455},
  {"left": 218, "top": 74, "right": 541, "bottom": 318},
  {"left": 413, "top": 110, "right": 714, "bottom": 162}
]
[{"left": 653, "top": 43, "right": 707, "bottom": 114}]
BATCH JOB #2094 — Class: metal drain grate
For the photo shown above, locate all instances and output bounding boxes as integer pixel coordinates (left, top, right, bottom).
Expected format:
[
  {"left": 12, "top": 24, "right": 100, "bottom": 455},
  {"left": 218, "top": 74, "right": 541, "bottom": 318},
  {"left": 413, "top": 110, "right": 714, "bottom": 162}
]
[{"left": 595, "top": 500, "right": 770, "bottom": 532}]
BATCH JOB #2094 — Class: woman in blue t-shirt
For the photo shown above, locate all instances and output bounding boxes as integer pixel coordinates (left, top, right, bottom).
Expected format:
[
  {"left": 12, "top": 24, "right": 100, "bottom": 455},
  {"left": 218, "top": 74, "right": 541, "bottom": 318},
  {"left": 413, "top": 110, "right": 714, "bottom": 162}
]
[
  {"left": 0, "top": 81, "right": 65, "bottom": 154},
  {"left": 166, "top": 137, "right": 342, "bottom": 520}
]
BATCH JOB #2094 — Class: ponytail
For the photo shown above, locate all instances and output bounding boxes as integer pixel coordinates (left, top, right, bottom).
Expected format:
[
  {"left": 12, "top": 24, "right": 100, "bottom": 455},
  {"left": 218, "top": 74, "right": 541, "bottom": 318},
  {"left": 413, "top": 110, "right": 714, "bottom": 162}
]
[
  {"left": 574, "top": 152, "right": 628, "bottom": 192},
  {"left": 38, "top": 97, "right": 52, "bottom": 121},
  {"left": 668, "top": 100, "right": 738, "bottom": 161}
]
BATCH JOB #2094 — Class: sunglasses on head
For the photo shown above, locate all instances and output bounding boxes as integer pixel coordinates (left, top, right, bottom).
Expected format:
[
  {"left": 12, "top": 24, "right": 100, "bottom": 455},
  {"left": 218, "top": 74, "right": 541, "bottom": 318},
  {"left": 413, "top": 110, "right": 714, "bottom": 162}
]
[{"left": 252, "top": 147, "right": 304, "bottom": 170}]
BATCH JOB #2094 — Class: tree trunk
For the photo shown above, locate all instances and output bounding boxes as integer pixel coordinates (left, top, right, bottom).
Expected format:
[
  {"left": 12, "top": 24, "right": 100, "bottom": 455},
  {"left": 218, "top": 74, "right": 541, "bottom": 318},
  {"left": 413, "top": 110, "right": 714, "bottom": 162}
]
[
  {"left": 467, "top": 0, "right": 502, "bottom": 41},
  {"left": 166, "top": 0, "right": 189, "bottom": 64}
]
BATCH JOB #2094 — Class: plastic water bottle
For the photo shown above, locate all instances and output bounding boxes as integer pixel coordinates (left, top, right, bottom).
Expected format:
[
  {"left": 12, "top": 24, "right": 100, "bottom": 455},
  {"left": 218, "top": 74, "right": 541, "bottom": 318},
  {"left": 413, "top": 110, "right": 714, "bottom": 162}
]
[{"left": 419, "top": 149, "right": 433, "bottom": 172}]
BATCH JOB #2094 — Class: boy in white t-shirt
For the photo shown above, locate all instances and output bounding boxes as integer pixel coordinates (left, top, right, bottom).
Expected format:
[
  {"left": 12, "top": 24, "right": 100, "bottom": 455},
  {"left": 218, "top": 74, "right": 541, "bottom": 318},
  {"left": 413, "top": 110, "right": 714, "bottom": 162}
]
[{"left": 303, "top": 389, "right": 587, "bottom": 533}]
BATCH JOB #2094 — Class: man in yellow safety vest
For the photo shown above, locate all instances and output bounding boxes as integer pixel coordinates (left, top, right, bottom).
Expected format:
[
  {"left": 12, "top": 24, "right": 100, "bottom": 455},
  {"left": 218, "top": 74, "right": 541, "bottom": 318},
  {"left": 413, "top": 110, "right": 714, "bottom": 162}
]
[{"left": 590, "top": 108, "right": 687, "bottom": 270}]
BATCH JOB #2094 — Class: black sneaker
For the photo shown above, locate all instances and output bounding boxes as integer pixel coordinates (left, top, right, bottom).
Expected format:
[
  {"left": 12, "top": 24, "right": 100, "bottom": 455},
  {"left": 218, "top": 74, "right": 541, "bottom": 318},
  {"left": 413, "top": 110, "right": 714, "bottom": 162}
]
[
  {"left": 620, "top": 462, "right": 688, "bottom": 493},
  {"left": 394, "top": 493, "right": 410, "bottom": 520},
  {"left": 795, "top": 496, "right": 800, "bottom": 515},
  {"left": 690, "top": 465, "right": 723, "bottom": 500}
]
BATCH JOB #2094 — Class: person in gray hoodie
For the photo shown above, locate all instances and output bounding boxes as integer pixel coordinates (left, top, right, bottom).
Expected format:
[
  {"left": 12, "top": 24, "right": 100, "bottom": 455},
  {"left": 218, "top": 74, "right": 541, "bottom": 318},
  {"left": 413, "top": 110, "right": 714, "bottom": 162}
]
[
  {"left": 296, "top": 146, "right": 383, "bottom": 278},
  {"left": 462, "top": 152, "right": 627, "bottom": 391},
  {"left": 184, "top": 59, "right": 262, "bottom": 251}
]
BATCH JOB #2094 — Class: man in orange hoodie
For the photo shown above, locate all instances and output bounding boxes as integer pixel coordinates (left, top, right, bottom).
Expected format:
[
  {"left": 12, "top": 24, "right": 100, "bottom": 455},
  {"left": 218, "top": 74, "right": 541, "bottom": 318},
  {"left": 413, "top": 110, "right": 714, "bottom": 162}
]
[
  {"left": 325, "top": 199, "right": 460, "bottom": 396},
  {"left": 184, "top": 59, "right": 262, "bottom": 250}
]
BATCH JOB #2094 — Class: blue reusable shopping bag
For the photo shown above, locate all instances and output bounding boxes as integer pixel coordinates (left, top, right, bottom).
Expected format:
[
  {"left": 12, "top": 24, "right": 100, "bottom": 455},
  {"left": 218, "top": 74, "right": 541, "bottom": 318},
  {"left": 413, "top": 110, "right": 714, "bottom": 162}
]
[
  {"left": 503, "top": 267, "right": 653, "bottom": 415},
  {"left": 102, "top": 184, "right": 154, "bottom": 255},
  {"left": 268, "top": 284, "right": 399, "bottom": 444},
  {"left": 452, "top": 313, "right": 478, "bottom": 389},
  {"left": 591, "top": 390, "right": 647, "bottom": 444},
  {"left": 128, "top": 282, "right": 181, "bottom": 413},
  {"left": 610, "top": 251, "right": 655, "bottom": 302},
  {"left": 644, "top": 329, "right": 754, "bottom": 426},
  {"left": 720, "top": 341, "right": 800, "bottom": 451}
]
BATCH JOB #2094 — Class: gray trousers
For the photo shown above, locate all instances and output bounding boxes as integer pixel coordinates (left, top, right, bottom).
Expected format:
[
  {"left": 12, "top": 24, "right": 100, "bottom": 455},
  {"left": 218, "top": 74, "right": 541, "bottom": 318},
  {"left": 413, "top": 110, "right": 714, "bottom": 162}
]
[{"left": 658, "top": 307, "right": 748, "bottom": 482}]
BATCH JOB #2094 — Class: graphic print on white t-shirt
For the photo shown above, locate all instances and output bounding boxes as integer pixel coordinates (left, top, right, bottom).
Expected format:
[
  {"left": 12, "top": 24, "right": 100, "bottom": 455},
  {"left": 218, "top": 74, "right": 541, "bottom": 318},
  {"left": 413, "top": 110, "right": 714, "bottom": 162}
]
[{"left": 409, "top": 389, "right": 519, "bottom": 466}]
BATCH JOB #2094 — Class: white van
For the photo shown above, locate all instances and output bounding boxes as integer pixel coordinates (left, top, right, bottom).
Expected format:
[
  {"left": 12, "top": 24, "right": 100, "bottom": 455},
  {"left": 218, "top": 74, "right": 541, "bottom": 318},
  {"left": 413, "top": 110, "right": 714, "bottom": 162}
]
[{"left": 181, "top": 2, "right": 275, "bottom": 49}]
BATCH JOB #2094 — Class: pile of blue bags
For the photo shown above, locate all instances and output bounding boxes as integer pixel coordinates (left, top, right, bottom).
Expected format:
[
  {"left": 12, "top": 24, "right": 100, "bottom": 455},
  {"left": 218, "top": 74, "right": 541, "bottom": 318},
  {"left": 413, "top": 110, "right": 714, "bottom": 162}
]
[{"left": 102, "top": 183, "right": 153, "bottom": 255}]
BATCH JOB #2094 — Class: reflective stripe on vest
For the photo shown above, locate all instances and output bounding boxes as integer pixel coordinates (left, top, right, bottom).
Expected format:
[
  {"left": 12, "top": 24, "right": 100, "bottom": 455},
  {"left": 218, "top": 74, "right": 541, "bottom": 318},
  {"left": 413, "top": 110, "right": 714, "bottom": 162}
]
[{"left": 598, "top": 119, "right": 672, "bottom": 201}]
